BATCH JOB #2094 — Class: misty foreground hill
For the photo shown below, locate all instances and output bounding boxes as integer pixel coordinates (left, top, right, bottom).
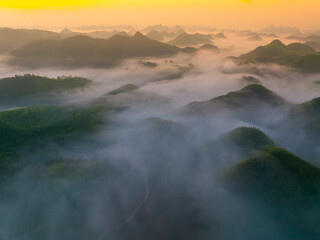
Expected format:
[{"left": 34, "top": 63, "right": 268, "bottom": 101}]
[
  {"left": 238, "top": 39, "right": 320, "bottom": 72},
  {"left": 8, "top": 32, "right": 196, "bottom": 68},
  {"left": 1, "top": 70, "right": 320, "bottom": 240}
]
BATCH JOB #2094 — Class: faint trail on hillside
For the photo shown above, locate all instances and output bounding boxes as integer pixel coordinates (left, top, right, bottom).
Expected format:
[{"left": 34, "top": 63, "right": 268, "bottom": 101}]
[{"left": 97, "top": 162, "right": 150, "bottom": 240}]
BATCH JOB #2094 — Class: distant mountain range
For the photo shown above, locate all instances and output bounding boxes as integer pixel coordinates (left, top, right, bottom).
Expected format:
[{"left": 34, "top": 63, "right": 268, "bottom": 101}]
[
  {"left": 145, "top": 30, "right": 166, "bottom": 41},
  {"left": 286, "top": 35, "right": 320, "bottom": 51},
  {"left": 141, "top": 24, "right": 184, "bottom": 34},
  {"left": 9, "top": 32, "right": 196, "bottom": 68},
  {"left": 167, "top": 32, "right": 213, "bottom": 46},
  {"left": 60, "top": 27, "right": 130, "bottom": 39},
  {"left": 305, "top": 41, "right": 320, "bottom": 51},
  {"left": 260, "top": 24, "right": 302, "bottom": 35},
  {"left": 237, "top": 30, "right": 278, "bottom": 38},
  {"left": 287, "top": 35, "right": 320, "bottom": 42},
  {"left": 0, "top": 27, "right": 63, "bottom": 53}
]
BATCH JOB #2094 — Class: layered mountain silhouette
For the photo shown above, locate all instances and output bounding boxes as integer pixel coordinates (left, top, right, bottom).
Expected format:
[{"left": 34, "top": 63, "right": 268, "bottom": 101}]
[
  {"left": 142, "top": 24, "right": 184, "bottom": 34},
  {"left": 167, "top": 32, "right": 213, "bottom": 46},
  {"left": 9, "top": 32, "right": 194, "bottom": 68},
  {"left": 260, "top": 24, "right": 302, "bottom": 35},
  {"left": 287, "top": 35, "right": 320, "bottom": 42},
  {"left": 0, "top": 27, "right": 63, "bottom": 53},
  {"left": 305, "top": 41, "right": 320, "bottom": 51},
  {"left": 146, "top": 30, "right": 165, "bottom": 41},
  {"left": 88, "top": 30, "right": 129, "bottom": 39}
]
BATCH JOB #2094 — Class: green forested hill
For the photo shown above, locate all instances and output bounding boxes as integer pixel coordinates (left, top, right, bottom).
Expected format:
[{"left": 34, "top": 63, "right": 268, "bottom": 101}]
[{"left": 0, "top": 74, "right": 90, "bottom": 99}]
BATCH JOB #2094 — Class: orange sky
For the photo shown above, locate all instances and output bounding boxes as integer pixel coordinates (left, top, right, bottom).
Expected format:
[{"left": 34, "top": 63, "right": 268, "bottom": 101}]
[{"left": 0, "top": 0, "right": 319, "bottom": 31}]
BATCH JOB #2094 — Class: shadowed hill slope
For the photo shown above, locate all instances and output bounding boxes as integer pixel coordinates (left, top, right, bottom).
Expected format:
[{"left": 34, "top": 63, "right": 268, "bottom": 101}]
[
  {"left": 0, "top": 105, "right": 111, "bottom": 178},
  {"left": 187, "top": 84, "right": 286, "bottom": 114},
  {"left": 0, "top": 27, "right": 63, "bottom": 53},
  {"left": 239, "top": 40, "right": 315, "bottom": 65},
  {"left": 0, "top": 74, "right": 91, "bottom": 100},
  {"left": 167, "top": 32, "right": 213, "bottom": 46},
  {"left": 9, "top": 32, "right": 191, "bottom": 68}
]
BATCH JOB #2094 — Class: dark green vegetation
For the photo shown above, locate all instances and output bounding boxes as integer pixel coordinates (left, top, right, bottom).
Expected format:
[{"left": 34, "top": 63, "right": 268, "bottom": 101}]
[
  {"left": 202, "top": 126, "right": 320, "bottom": 239},
  {"left": 167, "top": 32, "right": 213, "bottom": 46},
  {"left": 227, "top": 146, "right": 320, "bottom": 201},
  {"left": 187, "top": 84, "right": 320, "bottom": 144},
  {"left": 205, "top": 127, "right": 320, "bottom": 205},
  {"left": 314, "top": 80, "right": 320, "bottom": 85},
  {"left": 204, "top": 127, "right": 276, "bottom": 167},
  {"left": 0, "top": 105, "right": 110, "bottom": 178},
  {"left": 218, "top": 127, "right": 275, "bottom": 153},
  {"left": 107, "top": 84, "right": 138, "bottom": 95},
  {"left": 239, "top": 39, "right": 320, "bottom": 73},
  {"left": 0, "top": 74, "right": 91, "bottom": 100},
  {"left": 9, "top": 32, "right": 193, "bottom": 68},
  {"left": 223, "top": 128, "right": 320, "bottom": 240},
  {"left": 291, "top": 97, "right": 320, "bottom": 137},
  {"left": 187, "top": 84, "right": 286, "bottom": 113},
  {"left": 1, "top": 76, "right": 320, "bottom": 239},
  {"left": 44, "top": 158, "right": 109, "bottom": 180}
]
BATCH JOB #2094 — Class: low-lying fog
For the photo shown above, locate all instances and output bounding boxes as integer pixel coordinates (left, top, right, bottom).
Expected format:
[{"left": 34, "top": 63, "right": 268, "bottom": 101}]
[{"left": 1, "top": 31, "right": 320, "bottom": 240}]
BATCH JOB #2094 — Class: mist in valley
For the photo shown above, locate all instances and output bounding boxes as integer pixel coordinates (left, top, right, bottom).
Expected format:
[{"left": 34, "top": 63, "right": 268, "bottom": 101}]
[{"left": 0, "top": 28, "right": 320, "bottom": 240}]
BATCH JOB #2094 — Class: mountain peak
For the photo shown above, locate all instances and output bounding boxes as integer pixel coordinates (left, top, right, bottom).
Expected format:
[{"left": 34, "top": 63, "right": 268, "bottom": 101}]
[
  {"left": 268, "top": 39, "right": 284, "bottom": 46},
  {"left": 241, "top": 83, "right": 270, "bottom": 92},
  {"left": 133, "top": 31, "right": 145, "bottom": 38},
  {"left": 222, "top": 127, "right": 275, "bottom": 151},
  {"left": 60, "top": 27, "right": 72, "bottom": 34}
]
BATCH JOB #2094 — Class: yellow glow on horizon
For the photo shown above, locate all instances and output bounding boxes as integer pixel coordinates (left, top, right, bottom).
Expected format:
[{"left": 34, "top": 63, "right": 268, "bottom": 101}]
[
  {"left": 0, "top": 0, "right": 100, "bottom": 9},
  {"left": 0, "top": 0, "right": 310, "bottom": 9},
  {"left": 0, "top": 0, "right": 319, "bottom": 30}
]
